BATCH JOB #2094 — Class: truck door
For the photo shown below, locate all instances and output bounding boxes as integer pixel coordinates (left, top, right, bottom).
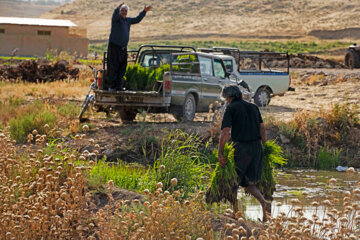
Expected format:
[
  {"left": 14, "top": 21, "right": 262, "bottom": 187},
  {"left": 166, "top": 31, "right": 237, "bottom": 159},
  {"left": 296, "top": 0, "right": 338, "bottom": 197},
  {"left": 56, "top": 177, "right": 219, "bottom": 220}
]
[{"left": 198, "top": 56, "right": 223, "bottom": 111}]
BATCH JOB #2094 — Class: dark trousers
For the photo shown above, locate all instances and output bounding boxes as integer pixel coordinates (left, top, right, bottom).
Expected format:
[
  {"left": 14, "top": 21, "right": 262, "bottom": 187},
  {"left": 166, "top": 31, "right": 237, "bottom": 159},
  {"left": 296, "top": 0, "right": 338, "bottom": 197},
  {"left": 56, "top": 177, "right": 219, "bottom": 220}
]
[
  {"left": 234, "top": 140, "right": 263, "bottom": 187},
  {"left": 107, "top": 42, "right": 127, "bottom": 89}
]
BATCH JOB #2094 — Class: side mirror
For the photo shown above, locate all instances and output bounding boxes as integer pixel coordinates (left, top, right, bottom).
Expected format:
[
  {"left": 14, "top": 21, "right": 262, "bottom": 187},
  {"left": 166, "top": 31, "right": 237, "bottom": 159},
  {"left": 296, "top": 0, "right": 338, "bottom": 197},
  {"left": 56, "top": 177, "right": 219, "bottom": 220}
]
[{"left": 225, "top": 71, "right": 231, "bottom": 78}]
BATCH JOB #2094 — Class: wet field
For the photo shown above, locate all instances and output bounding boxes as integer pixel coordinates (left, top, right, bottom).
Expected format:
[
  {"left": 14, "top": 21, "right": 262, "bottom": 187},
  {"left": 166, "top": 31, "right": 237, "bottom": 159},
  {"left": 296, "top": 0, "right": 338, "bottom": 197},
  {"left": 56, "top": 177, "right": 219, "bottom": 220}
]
[{"left": 242, "top": 169, "right": 359, "bottom": 221}]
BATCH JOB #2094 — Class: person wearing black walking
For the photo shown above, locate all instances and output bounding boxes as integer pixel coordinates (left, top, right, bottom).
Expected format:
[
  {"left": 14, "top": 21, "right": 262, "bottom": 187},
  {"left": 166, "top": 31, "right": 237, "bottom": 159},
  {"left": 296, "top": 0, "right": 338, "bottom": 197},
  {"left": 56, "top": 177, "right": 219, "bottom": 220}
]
[
  {"left": 218, "top": 85, "right": 271, "bottom": 221},
  {"left": 107, "top": 3, "right": 152, "bottom": 91}
]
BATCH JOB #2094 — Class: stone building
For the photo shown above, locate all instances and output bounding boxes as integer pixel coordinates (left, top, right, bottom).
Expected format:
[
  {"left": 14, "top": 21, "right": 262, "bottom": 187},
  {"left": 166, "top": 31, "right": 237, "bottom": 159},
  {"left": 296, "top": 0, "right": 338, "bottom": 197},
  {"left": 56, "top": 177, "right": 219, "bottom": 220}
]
[{"left": 0, "top": 17, "right": 88, "bottom": 57}]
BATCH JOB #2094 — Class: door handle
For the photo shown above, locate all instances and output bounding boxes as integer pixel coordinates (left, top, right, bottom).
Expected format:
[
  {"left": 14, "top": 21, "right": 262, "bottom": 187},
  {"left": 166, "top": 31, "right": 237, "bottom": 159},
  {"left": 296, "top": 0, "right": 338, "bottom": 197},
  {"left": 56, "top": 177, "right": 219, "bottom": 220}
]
[{"left": 203, "top": 78, "right": 208, "bottom": 81}]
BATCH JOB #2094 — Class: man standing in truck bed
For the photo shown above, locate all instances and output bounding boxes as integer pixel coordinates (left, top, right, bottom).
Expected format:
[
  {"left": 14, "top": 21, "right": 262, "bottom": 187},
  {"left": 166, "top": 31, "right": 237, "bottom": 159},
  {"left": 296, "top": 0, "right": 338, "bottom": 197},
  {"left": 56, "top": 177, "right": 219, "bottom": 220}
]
[{"left": 107, "top": 3, "right": 152, "bottom": 92}]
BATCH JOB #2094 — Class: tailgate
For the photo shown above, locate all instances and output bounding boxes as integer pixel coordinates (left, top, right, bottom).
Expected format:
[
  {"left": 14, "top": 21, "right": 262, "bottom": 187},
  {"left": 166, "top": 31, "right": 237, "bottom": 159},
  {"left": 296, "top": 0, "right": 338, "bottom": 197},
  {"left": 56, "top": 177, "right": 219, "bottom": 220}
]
[{"left": 94, "top": 90, "right": 171, "bottom": 107}]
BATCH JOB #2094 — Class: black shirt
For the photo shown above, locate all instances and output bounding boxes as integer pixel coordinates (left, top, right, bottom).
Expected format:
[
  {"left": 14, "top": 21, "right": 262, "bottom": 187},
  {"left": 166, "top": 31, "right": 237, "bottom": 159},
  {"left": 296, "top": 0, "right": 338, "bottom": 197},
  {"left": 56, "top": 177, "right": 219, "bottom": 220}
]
[{"left": 221, "top": 98, "right": 263, "bottom": 143}]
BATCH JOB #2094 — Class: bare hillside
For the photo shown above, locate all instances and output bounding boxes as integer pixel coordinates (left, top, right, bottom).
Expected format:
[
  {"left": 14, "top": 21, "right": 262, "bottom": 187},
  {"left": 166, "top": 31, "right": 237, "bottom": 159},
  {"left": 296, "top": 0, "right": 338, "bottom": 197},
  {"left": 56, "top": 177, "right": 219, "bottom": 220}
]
[
  {"left": 0, "top": 1, "right": 61, "bottom": 18},
  {"left": 40, "top": 0, "right": 360, "bottom": 42}
]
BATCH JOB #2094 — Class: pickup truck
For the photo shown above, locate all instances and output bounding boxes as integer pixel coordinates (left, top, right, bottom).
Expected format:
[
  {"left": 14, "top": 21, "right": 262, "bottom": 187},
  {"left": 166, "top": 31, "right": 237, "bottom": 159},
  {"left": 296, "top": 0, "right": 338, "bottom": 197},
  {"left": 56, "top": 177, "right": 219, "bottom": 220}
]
[
  {"left": 79, "top": 46, "right": 251, "bottom": 122},
  {"left": 198, "top": 47, "right": 293, "bottom": 107}
]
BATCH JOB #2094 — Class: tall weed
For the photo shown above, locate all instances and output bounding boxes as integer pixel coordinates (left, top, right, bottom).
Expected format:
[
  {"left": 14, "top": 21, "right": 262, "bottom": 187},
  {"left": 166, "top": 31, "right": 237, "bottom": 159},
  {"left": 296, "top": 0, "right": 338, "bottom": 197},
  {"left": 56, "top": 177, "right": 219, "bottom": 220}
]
[
  {"left": 317, "top": 146, "right": 341, "bottom": 170},
  {"left": 142, "top": 130, "right": 211, "bottom": 196}
]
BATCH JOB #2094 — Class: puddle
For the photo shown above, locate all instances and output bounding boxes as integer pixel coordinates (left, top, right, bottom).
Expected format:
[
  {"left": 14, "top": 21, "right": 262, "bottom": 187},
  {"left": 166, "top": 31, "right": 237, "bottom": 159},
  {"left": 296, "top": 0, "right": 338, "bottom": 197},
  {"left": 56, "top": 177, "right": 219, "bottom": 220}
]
[{"left": 240, "top": 169, "right": 359, "bottom": 221}]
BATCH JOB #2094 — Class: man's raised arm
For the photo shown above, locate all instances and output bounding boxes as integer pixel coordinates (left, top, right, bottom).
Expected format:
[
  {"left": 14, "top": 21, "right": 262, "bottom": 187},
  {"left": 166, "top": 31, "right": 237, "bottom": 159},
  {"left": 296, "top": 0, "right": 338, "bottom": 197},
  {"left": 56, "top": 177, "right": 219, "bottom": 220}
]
[
  {"left": 128, "top": 5, "right": 152, "bottom": 24},
  {"left": 112, "top": 3, "right": 124, "bottom": 22}
]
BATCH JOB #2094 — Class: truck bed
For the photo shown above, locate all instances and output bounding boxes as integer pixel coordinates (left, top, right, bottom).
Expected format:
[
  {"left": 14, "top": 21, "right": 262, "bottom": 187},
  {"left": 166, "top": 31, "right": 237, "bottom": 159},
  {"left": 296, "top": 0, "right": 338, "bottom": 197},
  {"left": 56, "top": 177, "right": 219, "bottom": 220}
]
[{"left": 94, "top": 89, "right": 171, "bottom": 107}]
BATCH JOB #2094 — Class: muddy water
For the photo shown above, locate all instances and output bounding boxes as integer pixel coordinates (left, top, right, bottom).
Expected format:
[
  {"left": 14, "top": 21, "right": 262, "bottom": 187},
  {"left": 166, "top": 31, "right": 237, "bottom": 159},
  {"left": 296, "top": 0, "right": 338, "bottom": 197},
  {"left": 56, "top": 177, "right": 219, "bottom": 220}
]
[{"left": 241, "top": 169, "right": 360, "bottom": 221}]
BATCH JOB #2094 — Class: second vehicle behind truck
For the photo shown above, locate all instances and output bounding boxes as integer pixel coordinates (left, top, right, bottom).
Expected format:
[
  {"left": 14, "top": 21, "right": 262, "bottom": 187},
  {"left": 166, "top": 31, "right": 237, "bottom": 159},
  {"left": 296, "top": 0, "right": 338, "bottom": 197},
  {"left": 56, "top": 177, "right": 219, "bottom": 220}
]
[{"left": 199, "top": 47, "right": 293, "bottom": 107}]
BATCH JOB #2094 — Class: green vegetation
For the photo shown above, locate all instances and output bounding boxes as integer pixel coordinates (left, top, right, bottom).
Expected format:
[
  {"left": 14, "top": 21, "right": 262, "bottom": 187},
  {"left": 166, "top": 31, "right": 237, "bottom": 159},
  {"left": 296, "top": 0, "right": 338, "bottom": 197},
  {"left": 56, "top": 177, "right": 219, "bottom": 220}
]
[
  {"left": 89, "top": 130, "right": 211, "bottom": 197},
  {"left": 273, "top": 102, "right": 359, "bottom": 169},
  {"left": 10, "top": 110, "right": 56, "bottom": 143},
  {"left": 206, "top": 141, "right": 287, "bottom": 204},
  {"left": 143, "top": 130, "right": 210, "bottom": 196},
  {"left": 206, "top": 143, "right": 238, "bottom": 204},
  {"left": 89, "top": 40, "right": 351, "bottom": 54},
  {"left": 0, "top": 56, "right": 37, "bottom": 61},
  {"left": 259, "top": 140, "right": 287, "bottom": 200},
  {"left": 89, "top": 161, "right": 146, "bottom": 191},
  {"left": 57, "top": 103, "right": 80, "bottom": 118},
  {"left": 124, "top": 63, "right": 170, "bottom": 91},
  {"left": 77, "top": 59, "right": 102, "bottom": 65},
  {"left": 316, "top": 146, "right": 341, "bottom": 170}
]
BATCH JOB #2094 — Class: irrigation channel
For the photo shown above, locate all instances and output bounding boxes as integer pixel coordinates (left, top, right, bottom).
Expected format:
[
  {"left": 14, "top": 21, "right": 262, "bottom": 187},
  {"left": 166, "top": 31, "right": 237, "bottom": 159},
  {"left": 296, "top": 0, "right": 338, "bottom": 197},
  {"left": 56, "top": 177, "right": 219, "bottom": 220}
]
[{"left": 242, "top": 169, "right": 359, "bottom": 221}]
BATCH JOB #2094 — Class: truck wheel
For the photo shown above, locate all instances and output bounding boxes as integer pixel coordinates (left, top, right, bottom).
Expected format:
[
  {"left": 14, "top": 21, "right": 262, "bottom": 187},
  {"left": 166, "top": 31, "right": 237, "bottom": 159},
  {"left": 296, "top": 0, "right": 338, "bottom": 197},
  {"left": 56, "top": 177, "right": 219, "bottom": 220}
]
[
  {"left": 173, "top": 94, "right": 196, "bottom": 122},
  {"left": 254, "top": 87, "right": 271, "bottom": 107},
  {"left": 345, "top": 50, "right": 360, "bottom": 69},
  {"left": 118, "top": 109, "right": 137, "bottom": 122}
]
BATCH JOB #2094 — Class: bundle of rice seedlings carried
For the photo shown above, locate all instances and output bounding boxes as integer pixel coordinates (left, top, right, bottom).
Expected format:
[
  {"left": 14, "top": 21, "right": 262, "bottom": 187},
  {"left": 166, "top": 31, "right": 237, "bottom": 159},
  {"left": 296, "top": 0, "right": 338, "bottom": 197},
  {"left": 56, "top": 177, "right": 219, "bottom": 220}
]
[
  {"left": 205, "top": 143, "right": 239, "bottom": 205},
  {"left": 257, "top": 140, "right": 287, "bottom": 200},
  {"left": 206, "top": 141, "right": 287, "bottom": 204}
]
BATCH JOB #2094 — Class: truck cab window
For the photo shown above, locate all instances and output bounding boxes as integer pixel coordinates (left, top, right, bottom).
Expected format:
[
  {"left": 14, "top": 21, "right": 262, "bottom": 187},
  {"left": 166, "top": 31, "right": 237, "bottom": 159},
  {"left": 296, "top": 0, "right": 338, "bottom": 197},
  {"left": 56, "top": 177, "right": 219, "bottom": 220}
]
[
  {"left": 199, "top": 56, "right": 213, "bottom": 76},
  {"left": 214, "top": 59, "right": 225, "bottom": 78},
  {"left": 223, "top": 60, "right": 233, "bottom": 73},
  {"left": 142, "top": 54, "right": 159, "bottom": 67}
]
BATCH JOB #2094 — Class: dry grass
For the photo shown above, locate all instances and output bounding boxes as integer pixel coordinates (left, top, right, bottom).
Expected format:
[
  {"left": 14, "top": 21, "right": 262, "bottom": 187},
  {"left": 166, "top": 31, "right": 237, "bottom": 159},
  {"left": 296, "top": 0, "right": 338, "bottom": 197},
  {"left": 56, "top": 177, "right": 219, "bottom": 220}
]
[
  {"left": 0, "top": 69, "right": 91, "bottom": 102},
  {"left": 0, "top": 128, "right": 95, "bottom": 239},
  {"left": 95, "top": 185, "right": 214, "bottom": 239}
]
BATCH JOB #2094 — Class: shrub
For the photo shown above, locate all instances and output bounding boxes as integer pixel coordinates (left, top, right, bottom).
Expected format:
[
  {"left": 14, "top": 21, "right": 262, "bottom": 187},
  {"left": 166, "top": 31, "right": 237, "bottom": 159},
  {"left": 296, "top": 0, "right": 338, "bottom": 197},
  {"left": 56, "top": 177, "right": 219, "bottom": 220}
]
[
  {"left": 322, "top": 102, "right": 359, "bottom": 142},
  {"left": 9, "top": 110, "right": 56, "bottom": 143},
  {"left": 278, "top": 121, "right": 297, "bottom": 139}
]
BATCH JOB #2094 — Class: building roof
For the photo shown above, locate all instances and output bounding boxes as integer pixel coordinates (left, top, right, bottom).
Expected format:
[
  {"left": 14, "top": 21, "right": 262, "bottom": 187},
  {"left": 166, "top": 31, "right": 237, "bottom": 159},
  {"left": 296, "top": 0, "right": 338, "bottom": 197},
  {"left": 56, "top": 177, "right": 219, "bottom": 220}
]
[{"left": 0, "top": 17, "right": 77, "bottom": 27}]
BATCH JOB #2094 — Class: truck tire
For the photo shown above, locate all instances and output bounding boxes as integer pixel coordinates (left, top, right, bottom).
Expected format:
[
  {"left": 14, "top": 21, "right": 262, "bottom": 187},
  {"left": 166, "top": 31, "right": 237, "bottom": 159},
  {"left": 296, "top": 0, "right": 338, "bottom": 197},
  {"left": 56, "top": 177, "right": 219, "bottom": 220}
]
[
  {"left": 345, "top": 50, "right": 360, "bottom": 69},
  {"left": 172, "top": 94, "right": 196, "bottom": 121},
  {"left": 254, "top": 87, "right": 271, "bottom": 107},
  {"left": 118, "top": 109, "right": 137, "bottom": 122}
]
